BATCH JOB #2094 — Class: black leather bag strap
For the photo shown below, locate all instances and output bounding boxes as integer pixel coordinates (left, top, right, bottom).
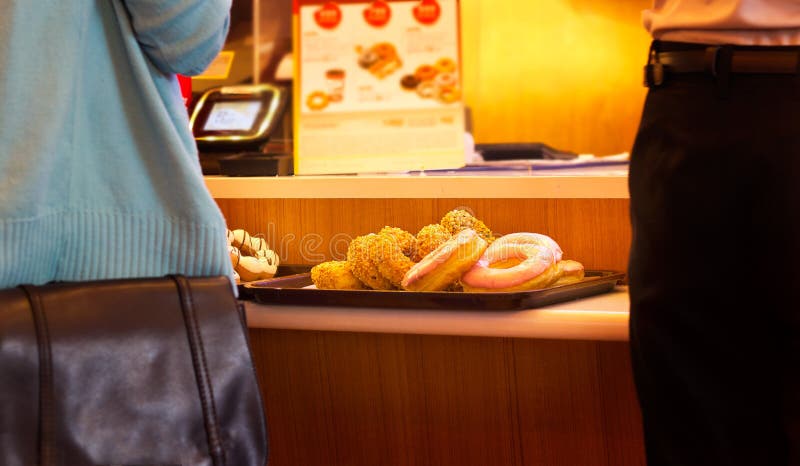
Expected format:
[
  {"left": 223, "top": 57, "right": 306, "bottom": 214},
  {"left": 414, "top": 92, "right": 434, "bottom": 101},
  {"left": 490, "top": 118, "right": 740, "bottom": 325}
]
[
  {"left": 18, "top": 285, "right": 56, "bottom": 466},
  {"left": 171, "top": 275, "right": 227, "bottom": 466}
]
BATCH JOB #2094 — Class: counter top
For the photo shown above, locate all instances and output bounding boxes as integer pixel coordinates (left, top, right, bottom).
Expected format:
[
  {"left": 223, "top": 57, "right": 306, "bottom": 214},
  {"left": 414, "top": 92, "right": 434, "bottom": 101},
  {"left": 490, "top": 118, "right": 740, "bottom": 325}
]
[
  {"left": 245, "top": 286, "right": 630, "bottom": 341},
  {"left": 205, "top": 168, "right": 629, "bottom": 199}
]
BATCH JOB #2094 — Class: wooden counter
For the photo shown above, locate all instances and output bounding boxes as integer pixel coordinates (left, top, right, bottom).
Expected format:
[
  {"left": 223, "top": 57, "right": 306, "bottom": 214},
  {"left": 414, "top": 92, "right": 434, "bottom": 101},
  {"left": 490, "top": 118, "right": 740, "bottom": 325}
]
[
  {"left": 213, "top": 171, "right": 643, "bottom": 466},
  {"left": 245, "top": 288, "right": 643, "bottom": 466},
  {"left": 205, "top": 170, "right": 630, "bottom": 199},
  {"left": 246, "top": 285, "right": 630, "bottom": 341}
]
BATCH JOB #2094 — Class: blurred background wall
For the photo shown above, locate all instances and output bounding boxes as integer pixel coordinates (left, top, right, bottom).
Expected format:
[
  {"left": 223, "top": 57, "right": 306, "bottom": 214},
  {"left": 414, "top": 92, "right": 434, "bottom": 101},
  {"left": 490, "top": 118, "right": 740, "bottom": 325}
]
[{"left": 459, "top": 0, "right": 652, "bottom": 155}]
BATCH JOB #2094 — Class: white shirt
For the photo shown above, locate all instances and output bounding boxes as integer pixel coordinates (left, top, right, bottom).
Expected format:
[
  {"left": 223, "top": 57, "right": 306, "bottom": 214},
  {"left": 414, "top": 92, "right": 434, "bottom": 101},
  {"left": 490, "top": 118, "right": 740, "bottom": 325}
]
[{"left": 643, "top": 0, "right": 800, "bottom": 45}]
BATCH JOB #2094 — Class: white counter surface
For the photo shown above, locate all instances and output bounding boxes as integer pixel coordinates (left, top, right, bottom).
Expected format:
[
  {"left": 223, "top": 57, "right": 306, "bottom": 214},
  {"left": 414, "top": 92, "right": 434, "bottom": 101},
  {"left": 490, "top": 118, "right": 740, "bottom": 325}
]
[
  {"left": 245, "top": 286, "right": 630, "bottom": 341},
  {"left": 205, "top": 168, "right": 629, "bottom": 199}
]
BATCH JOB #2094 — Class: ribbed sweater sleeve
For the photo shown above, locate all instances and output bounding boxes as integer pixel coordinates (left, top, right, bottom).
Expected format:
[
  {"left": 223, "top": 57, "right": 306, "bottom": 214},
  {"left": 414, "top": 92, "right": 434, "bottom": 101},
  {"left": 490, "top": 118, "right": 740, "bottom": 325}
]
[{"left": 121, "top": 0, "right": 231, "bottom": 75}]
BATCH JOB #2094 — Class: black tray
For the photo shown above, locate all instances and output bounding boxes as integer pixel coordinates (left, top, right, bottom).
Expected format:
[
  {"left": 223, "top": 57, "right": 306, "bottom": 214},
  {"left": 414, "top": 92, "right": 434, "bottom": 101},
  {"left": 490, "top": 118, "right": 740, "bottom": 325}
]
[
  {"left": 236, "top": 264, "right": 314, "bottom": 300},
  {"left": 244, "top": 270, "right": 625, "bottom": 311}
]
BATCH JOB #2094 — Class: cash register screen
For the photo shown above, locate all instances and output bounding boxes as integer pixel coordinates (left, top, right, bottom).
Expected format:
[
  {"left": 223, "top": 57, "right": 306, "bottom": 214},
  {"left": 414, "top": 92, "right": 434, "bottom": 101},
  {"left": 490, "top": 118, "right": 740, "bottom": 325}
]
[{"left": 202, "top": 100, "right": 262, "bottom": 131}]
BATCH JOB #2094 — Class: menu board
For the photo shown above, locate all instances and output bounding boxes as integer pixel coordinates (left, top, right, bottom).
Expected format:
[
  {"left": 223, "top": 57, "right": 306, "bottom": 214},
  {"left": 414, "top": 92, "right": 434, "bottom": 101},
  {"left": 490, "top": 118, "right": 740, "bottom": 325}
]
[{"left": 293, "top": 0, "right": 466, "bottom": 174}]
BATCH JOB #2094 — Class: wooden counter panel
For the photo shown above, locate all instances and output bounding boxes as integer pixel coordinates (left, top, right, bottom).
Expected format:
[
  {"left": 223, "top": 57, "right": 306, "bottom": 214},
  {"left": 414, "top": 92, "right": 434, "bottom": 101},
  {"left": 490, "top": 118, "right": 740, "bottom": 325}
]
[
  {"left": 513, "top": 340, "right": 608, "bottom": 465},
  {"left": 416, "top": 336, "right": 519, "bottom": 466},
  {"left": 513, "top": 340, "right": 646, "bottom": 466},
  {"left": 248, "top": 329, "right": 645, "bottom": 466},
  {"left": 596, "top": 343, "right": 648, "bottom": 466},
  {"left": 249, "top": 330, "right": 336, "bottom": 466},
  {"left": 216, "top": 198, "right": 631, "bottom": 273}
]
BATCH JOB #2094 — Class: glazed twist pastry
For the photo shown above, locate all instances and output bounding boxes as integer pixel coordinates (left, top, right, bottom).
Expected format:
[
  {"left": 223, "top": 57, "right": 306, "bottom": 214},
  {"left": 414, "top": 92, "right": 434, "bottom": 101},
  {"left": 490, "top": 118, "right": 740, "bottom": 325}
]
[
  {"left": 229, "top": 228, "right": 274, "bottom": 257},
  {"left": 227, "top": 228, "right": 280, "bottom": 282}
]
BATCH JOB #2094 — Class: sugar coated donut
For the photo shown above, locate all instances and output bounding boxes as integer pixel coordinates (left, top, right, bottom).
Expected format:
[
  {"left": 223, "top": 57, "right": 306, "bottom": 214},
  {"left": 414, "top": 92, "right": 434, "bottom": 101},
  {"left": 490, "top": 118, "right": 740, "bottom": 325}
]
[
  {"left": 347, "top": 233, "right": 394, "bottom": 290},
  {"left": 372, "top": 233, "right": 416, "bottom": 288},
  {"left": 379, "top": 226, "right": 417, "bottom": 259},
  {"left": 440, "top": 208, "right": 494, "bottom": 242},
  {"left": 413, "top": 223, "right": 451, "bottom": 262},
  {"left": 311, "top": 261, "right": 367, "bottom": 290},
  {"left": 461, "top": 233, "right": 564, "bottom": 292},
  {"left": 401, "top": 228, "right": 488, "bottom": 292}
]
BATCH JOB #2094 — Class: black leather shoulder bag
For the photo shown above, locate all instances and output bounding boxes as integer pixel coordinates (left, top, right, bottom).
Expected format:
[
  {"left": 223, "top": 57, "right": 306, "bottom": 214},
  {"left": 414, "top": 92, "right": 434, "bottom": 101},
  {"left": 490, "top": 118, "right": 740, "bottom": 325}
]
[{"left": 0, "top": 275, "right": 268, "bottom": 466}]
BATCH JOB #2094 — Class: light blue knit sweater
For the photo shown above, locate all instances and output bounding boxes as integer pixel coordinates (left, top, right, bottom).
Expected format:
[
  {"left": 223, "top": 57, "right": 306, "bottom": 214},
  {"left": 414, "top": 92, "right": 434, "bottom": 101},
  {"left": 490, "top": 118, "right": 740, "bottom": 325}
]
[{"left": 0, "top": 0, "right": 233, "bottom": 287}]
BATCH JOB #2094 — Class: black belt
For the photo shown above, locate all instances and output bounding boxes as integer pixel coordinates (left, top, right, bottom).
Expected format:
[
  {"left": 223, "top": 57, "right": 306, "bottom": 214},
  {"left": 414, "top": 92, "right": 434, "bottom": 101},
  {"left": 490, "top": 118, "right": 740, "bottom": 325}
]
[{"left": 644, "top": 45, "right": 800, "bottom": 87}]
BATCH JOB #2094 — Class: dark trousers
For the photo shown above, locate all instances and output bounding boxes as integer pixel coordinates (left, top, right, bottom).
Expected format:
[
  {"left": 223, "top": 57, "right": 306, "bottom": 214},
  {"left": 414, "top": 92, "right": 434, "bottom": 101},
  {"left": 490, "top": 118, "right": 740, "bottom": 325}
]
[{"left": 628, "top": 43, "right": 800, "bottom": 466}]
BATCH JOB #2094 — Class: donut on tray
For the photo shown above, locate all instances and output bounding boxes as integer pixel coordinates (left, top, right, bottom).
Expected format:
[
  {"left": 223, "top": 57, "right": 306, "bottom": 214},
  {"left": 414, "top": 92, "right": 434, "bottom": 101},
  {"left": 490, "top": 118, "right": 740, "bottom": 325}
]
[
  {"left": 552, "top": 259, "right": 586, "bottom": 286},
  {"left": 461, "top": 232, "right": 564, "bottom": 292},
  {"left": 401, "top": 228, "right": 488, "bottom": 292},
  {"left": 311, "top": 260, "right": 367, "bottom": 290}
]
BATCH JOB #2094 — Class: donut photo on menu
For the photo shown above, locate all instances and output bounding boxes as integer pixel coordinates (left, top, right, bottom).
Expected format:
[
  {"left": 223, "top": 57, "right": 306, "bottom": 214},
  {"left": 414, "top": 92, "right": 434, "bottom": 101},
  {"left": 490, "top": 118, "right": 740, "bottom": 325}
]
[
  {"left": 305, "top": 67, "right": 348, "bottom": 111},
  {"left": 398, "top": 57, "right": 461, "bottom": 104},
  {"left": 356, "top": 42, "right": 402, "bottom": 79},
  {"left": 305, "top": 90, "right": 329, "bottom": 111}
]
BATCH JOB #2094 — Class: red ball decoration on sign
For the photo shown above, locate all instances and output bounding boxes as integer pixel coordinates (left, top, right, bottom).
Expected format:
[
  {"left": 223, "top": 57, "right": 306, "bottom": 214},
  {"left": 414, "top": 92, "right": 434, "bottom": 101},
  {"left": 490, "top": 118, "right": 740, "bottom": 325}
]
[
  {"left": 314, "top": 2, "right": 342, "bottom": 29},
  {"left": 413, "top": 0, "right": 441, "bottom": 25},
  {"left": 364, "top": 1, "right": 392, "bottom": 27}
]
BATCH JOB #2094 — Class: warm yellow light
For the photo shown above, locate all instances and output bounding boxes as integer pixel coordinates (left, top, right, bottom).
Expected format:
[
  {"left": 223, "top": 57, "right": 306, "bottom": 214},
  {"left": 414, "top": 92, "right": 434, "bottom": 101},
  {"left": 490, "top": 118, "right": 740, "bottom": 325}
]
[{"left": 460, "top": 0, "right": 652, "bottom": 155}]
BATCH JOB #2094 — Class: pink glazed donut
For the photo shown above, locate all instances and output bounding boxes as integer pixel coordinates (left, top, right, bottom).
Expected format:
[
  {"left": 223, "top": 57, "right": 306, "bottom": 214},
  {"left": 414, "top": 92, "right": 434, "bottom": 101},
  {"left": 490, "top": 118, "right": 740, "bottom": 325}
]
[
  {"left": 461, "top": 233, "right": 564, "bottom": 292},
  {"left": 401, "top": 228, "right": 488, "bottom": 292}
]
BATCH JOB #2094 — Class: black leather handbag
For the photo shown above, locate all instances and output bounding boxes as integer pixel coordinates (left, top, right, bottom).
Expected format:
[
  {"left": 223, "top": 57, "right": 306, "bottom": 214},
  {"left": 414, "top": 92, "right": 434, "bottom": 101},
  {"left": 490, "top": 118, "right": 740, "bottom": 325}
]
[{"left": 0, "top": 275, "right": 268, "bottom": 466}]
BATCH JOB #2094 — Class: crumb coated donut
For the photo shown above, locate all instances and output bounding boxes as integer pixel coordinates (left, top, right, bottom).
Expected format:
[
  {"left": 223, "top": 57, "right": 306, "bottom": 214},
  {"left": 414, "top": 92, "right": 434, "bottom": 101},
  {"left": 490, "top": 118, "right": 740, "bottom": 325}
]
[
  {"left": 413, "top": 223, "right": 451, "bottom": 262},
  {"left": 379, "top": 226, "right": 417, "bottom": 258},
  {"left": 347, "top": 234, "right": 395, "bottom": 290},
  {"left": 401, "top": 228, "right": 488, "bottom": 292},
  {"left": 461, "top": 232, "right": 564, "bottom": 292},
  {"left": 311, "top": 261, "right": 367, "bottom": 290},
  {"left": 552, "top": 259, "right": 585, "bottom": 286},
  {"left": 440, "top": 209, "right": 494, "bottom": 243},
  {"left": 372, "top": 234, "right": 416, "bottom": 287}
]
